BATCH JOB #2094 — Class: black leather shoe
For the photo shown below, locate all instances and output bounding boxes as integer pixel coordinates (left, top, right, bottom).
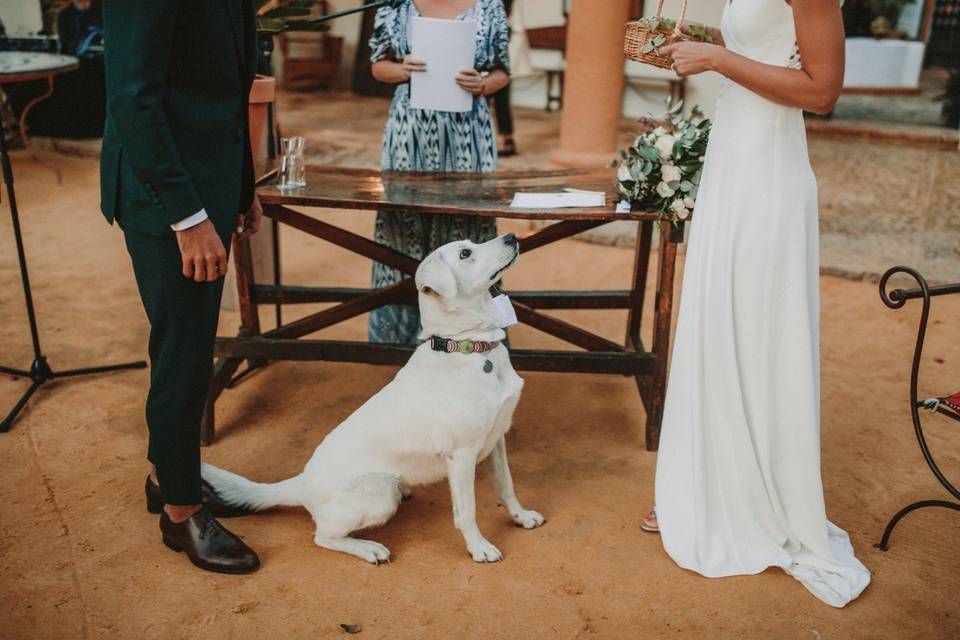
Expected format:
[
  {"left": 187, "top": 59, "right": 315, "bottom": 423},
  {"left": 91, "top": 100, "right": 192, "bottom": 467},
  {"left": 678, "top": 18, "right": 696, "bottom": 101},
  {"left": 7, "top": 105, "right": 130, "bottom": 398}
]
[
  {"left": 145, "top": 475, "right": 253, "bottom": 518},
  {"left": 159, "top": 507, "right": 260, "bottom": 575}
]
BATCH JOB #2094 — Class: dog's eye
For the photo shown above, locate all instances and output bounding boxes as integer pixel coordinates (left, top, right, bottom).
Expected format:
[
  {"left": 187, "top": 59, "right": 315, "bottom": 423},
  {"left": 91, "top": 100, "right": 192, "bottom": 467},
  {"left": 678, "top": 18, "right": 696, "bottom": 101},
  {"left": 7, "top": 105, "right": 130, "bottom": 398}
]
[{"left": 459, "top": 249, "right": 472, "bottom": 260}]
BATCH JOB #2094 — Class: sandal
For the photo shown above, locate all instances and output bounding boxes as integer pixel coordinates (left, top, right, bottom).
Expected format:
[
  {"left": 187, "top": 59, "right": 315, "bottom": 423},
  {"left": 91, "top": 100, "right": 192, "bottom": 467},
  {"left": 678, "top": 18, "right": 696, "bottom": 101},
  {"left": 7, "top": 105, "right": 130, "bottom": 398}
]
[{"left": 640, "top": 508, "right": 659, "bottom": 533}]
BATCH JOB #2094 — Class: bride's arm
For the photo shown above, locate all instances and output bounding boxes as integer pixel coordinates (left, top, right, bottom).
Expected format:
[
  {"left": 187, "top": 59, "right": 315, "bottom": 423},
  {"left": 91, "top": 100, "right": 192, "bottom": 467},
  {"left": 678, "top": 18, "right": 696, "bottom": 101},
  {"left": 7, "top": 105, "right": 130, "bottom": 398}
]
[{"left": 662, "top": 0, "right": 844, "bottom": 115}]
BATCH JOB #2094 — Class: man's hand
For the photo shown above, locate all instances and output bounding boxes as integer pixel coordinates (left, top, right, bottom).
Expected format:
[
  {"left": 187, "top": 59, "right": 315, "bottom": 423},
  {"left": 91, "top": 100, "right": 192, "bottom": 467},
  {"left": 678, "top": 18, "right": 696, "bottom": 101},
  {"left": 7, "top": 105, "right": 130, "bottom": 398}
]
[
  {"left": 175, "top": 219, "right": 227, "bottom": 282},
  {"left": 237, "top": 193, "right": 262, "bottom": 239}
]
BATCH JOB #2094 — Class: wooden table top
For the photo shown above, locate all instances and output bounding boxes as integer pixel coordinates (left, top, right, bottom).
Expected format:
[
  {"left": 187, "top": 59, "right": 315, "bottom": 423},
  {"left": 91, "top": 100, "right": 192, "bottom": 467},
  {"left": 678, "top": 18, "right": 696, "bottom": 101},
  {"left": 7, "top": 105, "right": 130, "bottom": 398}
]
[
  {"left": 0, "top": 52, "right": 79, "bottom": 84},
  {"left": 257, "top": 165, "right": 660, "bottom": 221}
]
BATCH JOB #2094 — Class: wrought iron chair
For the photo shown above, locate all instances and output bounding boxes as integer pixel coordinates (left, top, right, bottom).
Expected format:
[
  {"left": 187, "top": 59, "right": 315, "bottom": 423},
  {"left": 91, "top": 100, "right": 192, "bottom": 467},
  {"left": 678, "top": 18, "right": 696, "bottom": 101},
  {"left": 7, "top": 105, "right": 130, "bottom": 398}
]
[{"left": 876, "top": 266, "right": 960, "bottom": 550}]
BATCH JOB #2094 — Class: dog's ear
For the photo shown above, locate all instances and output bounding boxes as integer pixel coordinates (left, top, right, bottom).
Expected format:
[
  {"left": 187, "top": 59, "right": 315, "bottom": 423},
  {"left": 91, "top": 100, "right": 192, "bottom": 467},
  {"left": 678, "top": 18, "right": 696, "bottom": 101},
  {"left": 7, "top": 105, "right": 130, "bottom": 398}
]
[{"left": 415, "top": 254, "right": 457, "bottom": 299}]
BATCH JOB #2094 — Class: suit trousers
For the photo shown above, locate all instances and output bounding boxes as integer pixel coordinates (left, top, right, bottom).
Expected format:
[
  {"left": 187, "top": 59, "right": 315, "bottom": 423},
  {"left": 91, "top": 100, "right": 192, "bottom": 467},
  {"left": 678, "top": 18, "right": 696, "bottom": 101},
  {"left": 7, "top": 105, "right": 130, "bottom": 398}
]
[{"left": 122, "top": 225, "right": 232, "bottom": 505}]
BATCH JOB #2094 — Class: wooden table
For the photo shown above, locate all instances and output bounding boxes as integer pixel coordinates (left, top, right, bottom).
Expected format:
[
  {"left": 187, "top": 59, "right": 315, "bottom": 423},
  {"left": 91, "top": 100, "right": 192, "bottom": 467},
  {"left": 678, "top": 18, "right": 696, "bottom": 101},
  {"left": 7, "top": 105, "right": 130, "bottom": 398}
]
[
  {"left": 206, "top": 166, "right": 685, "bottom": 451},
  {"left": 0, "top": 52, "right": 79, "bottom": 182}
]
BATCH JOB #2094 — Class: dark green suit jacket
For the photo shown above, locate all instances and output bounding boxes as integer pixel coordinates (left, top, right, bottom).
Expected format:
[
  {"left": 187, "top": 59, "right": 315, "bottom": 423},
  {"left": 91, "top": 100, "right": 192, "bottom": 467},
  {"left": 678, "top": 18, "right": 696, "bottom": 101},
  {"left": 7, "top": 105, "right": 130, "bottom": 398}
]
[{"left": 100, "top": 0, "right": 257, "bottom": 236}]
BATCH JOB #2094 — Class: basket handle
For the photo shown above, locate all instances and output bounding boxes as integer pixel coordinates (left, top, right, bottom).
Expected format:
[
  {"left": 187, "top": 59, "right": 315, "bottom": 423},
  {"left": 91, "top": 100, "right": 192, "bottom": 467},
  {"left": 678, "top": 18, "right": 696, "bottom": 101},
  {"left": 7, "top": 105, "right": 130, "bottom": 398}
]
[{"left": 653, "top": 0, "right": 688, "bottom": 33}]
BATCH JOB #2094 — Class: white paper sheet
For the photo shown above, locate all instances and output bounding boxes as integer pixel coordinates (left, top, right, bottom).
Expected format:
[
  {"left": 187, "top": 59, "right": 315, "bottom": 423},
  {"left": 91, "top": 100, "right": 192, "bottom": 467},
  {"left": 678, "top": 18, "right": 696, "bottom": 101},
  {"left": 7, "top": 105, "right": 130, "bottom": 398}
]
[
  {"left": 410, "top": 17, "right": 477, "bottom": 113},
  {"left": 509, "top": 192, "right": 606, "bottom": 209}
]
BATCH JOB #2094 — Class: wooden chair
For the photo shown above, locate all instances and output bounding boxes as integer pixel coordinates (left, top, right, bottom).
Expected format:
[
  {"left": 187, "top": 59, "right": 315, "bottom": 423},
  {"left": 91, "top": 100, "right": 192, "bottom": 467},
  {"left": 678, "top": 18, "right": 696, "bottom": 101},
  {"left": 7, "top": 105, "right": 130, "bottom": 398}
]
[{"left": 277, "top": 0, "right": 343, "bottom": 91}]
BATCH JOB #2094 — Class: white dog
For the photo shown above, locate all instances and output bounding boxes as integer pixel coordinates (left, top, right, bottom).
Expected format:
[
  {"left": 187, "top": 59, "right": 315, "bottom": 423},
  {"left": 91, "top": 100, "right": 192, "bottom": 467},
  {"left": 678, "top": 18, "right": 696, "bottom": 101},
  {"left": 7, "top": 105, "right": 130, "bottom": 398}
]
[{"left": 202, "top": 234, "right": 544, "bottom": 563}]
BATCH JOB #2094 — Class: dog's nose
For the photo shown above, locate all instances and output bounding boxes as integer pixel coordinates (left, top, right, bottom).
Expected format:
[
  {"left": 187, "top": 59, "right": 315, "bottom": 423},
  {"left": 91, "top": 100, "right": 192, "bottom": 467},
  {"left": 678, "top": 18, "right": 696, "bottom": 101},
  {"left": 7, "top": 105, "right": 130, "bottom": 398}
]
[{"left": 503, "top": 233, "right": 517, "bottom": 247}]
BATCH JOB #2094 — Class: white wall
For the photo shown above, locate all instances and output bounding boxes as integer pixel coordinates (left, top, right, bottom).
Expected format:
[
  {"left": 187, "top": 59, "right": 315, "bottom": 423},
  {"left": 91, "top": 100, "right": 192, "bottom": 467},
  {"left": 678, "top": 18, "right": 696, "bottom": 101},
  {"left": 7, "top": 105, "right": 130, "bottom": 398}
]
[{"left": 0, "top": 0, "right": 43, "bottom": 34}]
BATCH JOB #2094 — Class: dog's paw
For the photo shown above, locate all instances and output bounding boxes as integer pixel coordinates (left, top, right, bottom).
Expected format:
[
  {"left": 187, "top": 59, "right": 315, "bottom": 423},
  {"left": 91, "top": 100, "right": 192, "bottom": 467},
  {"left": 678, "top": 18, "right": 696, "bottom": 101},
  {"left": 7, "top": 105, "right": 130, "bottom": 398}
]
[
  {"left": 467, "top": 538, "right": 503, "bottom": 563},
  {"left": 354, "top": 540, "right": 392, "bottom": 564},
  {"left": 511, "top": 509, "right": 545, "bottom": 529},
  {"left": 320, "top": 538, "right": 391, "bottom": 564}
]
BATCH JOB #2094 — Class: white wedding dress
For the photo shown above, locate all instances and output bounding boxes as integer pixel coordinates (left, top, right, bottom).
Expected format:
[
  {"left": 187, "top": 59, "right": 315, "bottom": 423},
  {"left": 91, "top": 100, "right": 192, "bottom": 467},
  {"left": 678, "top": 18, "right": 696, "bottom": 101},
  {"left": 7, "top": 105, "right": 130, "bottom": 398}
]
[{"left": 654, "top": 0, "right": 871, "bottom": 608}]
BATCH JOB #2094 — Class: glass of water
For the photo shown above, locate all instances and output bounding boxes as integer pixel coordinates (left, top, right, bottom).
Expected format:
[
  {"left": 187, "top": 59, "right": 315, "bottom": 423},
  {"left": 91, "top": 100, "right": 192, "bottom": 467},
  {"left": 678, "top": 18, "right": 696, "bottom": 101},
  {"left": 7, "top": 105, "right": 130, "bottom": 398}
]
[{"left": 278, "top": 136, "right": 306, "bottom": 190}]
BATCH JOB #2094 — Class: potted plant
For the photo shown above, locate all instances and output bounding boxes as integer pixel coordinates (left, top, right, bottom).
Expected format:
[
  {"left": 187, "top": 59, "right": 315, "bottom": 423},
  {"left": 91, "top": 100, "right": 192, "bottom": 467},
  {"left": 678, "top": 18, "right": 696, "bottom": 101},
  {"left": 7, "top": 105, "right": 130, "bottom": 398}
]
[
  {"left": 249, "top": 0, "right": 329, "bottom": 156},
  {"left": 226, "top": 1, "right": 331, "bottom": 312}
]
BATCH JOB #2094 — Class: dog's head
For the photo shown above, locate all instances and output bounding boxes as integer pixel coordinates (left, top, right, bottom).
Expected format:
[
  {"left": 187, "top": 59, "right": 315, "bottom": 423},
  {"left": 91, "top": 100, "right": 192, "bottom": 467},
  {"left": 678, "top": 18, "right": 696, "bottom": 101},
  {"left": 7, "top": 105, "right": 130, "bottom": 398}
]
[{"left": 415, "top": 233, "right": 519, "bottom": 340}]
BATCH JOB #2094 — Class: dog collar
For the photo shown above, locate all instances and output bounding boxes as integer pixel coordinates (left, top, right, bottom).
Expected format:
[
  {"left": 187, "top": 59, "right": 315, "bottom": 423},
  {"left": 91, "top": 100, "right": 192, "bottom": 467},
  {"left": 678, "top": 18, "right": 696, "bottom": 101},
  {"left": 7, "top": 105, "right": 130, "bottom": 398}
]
[{"left": 430, "top": 336, "right": 500, "bottom": 355}]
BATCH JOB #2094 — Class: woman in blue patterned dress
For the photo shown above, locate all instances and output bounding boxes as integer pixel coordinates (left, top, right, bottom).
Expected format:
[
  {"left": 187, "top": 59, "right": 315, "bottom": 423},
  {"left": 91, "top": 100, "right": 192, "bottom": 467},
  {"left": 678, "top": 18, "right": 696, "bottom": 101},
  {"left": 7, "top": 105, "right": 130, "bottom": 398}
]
[{"left": 368, "top": 0, "right": 512, "bottom": 344}]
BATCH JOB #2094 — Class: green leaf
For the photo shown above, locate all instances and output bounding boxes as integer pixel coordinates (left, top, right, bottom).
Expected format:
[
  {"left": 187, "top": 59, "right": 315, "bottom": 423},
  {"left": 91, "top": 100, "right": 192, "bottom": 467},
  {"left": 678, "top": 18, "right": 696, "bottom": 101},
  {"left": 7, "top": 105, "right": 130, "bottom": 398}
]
[
  {"left": 263, "top": 5, "right": 312, "bottom": 18},
  {"left": 282, "top": 19, "right": 330, "bottom": 32},
  {"left": 680, "top": 180, "right": 694, "bottom": 192}
]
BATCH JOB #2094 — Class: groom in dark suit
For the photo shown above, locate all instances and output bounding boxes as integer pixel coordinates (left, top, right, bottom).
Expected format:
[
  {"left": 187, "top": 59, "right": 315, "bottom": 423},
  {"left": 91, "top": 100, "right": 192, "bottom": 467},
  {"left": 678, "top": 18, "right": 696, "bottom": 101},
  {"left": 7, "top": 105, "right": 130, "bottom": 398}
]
[{"left": 101, "top": 0, "right": 262, "bottom": 574}]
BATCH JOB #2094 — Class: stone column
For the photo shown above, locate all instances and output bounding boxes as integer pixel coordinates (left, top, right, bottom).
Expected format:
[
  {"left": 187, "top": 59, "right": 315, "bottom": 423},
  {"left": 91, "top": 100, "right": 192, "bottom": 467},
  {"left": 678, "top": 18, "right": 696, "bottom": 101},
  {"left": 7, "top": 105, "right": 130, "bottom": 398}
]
[{"left": 555, "top": 0, "right": 631, "bottom": 167}]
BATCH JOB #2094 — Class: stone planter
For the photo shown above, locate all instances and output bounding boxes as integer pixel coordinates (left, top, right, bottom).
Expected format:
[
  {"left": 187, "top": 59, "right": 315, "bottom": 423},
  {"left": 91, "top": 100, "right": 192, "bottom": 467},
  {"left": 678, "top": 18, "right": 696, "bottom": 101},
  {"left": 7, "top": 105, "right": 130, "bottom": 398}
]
[{"left": 222, "top": 75, "right": 277, "bottom": 311}]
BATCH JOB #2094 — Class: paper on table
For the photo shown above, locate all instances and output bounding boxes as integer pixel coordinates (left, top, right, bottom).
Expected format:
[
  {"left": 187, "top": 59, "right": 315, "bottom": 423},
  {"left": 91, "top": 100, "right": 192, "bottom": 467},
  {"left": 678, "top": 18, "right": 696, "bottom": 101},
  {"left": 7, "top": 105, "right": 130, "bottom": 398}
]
[
  {"left": 410, "top": 17, "right": 478, "bottom": 113},
  {"left": 510, "top": 192, "right": 606, "bottom": 209}
]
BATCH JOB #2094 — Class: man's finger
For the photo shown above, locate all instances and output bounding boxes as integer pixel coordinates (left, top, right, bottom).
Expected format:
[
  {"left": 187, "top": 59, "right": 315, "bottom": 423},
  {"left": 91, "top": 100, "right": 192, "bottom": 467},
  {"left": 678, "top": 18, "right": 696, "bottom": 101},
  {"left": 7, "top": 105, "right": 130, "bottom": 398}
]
[
  {"left": 193, "top": 258, "right": 207, "bottom": 283},
  {"left": 206, "top": 255, "right": 219, "bottom": 282},
  {"left": 660, "top": 43, "right": 676, "bottom": 57},
  {"left": 182, "top": 256, "right": 193, "bottom": 279},
  {"left": 216, "top": 251, "right": 228, "bottom": 278}
]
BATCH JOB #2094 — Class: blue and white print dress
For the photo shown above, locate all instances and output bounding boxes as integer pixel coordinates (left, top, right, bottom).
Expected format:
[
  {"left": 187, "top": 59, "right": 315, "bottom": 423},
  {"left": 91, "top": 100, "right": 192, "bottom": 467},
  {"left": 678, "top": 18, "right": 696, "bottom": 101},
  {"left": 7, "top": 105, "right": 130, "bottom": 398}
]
[{"left": 368, "top": 0, "right": 511, "bottom": 345}]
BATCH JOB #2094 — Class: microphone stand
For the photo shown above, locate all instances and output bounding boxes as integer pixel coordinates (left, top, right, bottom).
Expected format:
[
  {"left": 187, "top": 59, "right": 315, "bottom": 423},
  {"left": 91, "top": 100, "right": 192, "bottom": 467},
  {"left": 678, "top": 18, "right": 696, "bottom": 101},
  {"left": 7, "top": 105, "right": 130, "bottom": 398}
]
[
  {"left": 0, "top": 124, "right": 147, "bottom": 432},
  {"left": 305, "top": 0, "right": 397, "bottom": 24}
]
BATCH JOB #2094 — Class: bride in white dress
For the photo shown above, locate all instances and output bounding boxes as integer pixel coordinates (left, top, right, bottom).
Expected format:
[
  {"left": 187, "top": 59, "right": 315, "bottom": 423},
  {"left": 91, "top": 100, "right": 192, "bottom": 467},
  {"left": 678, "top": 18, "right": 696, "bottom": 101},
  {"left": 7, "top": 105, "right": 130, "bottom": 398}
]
[{"left": 644, "top": 0, "right": 871, "bottom": 607}]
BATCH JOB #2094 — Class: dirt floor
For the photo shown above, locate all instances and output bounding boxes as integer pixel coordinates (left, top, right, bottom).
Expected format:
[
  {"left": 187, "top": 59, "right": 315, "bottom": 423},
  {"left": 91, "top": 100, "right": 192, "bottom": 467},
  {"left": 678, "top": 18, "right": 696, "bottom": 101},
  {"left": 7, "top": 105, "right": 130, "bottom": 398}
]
[{"left": 2, "top": 149, "right": 960, "bottom": 640}]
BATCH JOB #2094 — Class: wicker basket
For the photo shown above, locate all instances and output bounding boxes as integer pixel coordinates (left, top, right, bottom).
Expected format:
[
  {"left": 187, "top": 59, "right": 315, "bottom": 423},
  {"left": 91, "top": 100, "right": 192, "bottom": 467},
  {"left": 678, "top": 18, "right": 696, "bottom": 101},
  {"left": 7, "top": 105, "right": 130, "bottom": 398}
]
[{"left": 624, "top": 0, "right": 691, "bottom": 70}]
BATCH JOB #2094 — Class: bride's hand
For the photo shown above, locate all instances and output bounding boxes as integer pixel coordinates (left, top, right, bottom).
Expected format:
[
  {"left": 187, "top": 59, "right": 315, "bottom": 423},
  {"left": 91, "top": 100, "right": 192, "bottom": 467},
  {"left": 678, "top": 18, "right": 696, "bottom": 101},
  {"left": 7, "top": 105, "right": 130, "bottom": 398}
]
[{"left": 661, "top": 41, "right": 725, "bottom": 77}]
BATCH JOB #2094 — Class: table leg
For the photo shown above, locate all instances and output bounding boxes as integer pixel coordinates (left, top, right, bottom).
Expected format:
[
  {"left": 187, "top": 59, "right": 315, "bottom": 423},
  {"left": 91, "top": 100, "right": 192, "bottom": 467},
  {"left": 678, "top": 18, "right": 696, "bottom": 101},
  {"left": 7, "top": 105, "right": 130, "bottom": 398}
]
[
  {"left": 17, "top": 76, "right": 62, "bottom": 183},
  {"left": 645, "top": 221, "right": 683, "bottom": 451},
  {"left": 201, "top": 233, "right": 261, "bottom": 445},
  {"left": 626, "top": 220, "right": 653, "bottom": 348}
]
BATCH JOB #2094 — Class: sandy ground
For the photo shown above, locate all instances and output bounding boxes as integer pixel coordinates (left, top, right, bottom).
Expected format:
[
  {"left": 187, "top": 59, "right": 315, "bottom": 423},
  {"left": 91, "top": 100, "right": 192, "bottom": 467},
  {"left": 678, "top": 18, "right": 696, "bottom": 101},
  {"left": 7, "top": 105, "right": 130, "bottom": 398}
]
[{"left": 2, "top": 150, "right": 960, "bottom": 640}]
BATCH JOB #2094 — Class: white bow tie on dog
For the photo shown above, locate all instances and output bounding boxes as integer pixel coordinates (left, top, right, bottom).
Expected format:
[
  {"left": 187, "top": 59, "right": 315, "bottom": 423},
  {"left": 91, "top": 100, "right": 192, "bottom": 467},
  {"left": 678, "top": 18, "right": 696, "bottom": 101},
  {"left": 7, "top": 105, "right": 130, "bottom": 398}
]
[{"left": 201, "top": 234, "right": 544, "bottom": 564}]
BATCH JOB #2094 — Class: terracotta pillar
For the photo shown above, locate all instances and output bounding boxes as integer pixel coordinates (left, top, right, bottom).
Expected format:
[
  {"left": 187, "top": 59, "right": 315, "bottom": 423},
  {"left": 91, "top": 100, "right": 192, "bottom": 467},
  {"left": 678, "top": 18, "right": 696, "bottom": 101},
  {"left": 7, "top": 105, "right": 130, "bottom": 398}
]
[{"left": 555, "top": 0, "right": 631, "bottom": 166}]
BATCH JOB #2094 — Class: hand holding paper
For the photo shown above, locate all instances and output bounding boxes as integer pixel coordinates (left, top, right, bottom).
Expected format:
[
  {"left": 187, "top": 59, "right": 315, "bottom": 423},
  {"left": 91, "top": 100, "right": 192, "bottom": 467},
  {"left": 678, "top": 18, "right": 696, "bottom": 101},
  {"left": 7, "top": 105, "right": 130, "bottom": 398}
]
[{"left": 410, "top": 17, "right": 478, "bottom": 113}]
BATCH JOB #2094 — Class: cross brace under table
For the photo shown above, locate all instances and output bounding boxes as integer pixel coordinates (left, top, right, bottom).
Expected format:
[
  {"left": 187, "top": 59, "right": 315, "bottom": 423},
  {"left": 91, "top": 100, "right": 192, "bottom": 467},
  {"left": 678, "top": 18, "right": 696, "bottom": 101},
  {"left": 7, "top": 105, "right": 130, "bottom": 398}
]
[{"left": 204, "top": 167, "right": 685, "bottom": 451}]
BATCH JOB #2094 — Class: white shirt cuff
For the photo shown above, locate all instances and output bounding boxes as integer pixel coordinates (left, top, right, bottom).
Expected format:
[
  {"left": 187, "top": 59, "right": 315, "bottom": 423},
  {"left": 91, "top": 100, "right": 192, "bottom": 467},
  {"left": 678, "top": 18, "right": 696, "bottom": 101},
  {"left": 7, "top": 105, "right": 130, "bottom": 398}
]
[{"left": 170, "top": 209, "right": 208, "bottom": 232}]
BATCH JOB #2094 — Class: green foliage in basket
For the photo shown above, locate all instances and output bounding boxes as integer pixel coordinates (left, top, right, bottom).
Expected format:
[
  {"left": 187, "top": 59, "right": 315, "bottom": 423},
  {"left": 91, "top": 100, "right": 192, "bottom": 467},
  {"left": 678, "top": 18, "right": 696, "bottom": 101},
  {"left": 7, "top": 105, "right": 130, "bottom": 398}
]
[
  {"left": 634, "top": 18, "right": 716, "bottom": 56},
  {"left": 613, "top": 101, "right": 712, "bottom": 224}
]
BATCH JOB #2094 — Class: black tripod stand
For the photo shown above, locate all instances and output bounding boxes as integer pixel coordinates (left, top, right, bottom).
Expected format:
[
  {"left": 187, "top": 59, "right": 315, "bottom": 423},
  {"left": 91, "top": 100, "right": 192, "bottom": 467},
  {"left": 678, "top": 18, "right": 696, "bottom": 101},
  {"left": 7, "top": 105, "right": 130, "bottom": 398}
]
[{"left": 0, "top": 121, "right": 146, "bottom": 433}]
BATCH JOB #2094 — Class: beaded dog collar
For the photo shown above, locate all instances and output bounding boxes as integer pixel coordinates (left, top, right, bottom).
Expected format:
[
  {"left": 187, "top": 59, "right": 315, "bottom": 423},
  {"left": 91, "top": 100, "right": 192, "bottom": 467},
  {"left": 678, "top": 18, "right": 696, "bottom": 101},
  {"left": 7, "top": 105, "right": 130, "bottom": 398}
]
[{"left": 430, "top": 336, "right": 500, "bottom": 355}]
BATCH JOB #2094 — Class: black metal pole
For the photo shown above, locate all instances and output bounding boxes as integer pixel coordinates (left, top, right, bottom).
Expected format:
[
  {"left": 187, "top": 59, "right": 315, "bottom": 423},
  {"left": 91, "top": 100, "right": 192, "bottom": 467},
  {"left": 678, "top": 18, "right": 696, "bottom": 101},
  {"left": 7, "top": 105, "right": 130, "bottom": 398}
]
[
  {"left": 0, "top": 121, "right": 147, "bottom": 433},
  {"left": 0, "top": 121, "right": 42, "bottom": 362},
  {"left": 306, "top": 0, "right": 393, "bottom": 24}
]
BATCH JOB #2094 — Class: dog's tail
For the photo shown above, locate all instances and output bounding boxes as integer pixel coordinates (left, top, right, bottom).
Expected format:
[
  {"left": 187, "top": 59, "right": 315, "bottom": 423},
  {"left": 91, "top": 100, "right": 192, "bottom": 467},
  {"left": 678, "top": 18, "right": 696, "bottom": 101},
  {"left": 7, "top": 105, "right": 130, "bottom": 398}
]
[{"left": 201, "top": 462, "right": 303, "bottom": 511}]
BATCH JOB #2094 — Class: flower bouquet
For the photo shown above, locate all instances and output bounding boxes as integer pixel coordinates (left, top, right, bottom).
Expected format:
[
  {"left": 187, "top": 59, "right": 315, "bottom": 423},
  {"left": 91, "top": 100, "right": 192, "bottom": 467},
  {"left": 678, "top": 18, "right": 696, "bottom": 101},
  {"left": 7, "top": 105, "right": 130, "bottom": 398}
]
[{"left": 614, "top": 101, "right": 711, "bottom": 225}]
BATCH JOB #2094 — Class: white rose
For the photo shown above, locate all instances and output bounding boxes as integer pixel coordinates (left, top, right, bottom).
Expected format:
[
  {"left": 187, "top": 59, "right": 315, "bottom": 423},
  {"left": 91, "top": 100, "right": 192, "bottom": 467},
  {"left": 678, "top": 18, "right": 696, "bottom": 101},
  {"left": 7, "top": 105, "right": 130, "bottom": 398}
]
[
  {"left": 618, "top": 162, "right": 633, "bottom": 183},
  {"left": 661, "top": 164, "right": 682, "bottom": 184},
  {"left": 656, "top": 181, "right": 675, "bottom": 198},
  {"left": 655, "top": 134, "right": 676, "bottom": 160},
  {"left": 683, "top": 196, "right": 696, "bottom": 208},
  {"left": 677, "top": 207, "right": 690, "bottom": 220},
  {"left": 653, "top": 127, "right": 666, "bottom": 136},
  {"left": 670, "top": 198, "right": 686, "bottom": 214}
]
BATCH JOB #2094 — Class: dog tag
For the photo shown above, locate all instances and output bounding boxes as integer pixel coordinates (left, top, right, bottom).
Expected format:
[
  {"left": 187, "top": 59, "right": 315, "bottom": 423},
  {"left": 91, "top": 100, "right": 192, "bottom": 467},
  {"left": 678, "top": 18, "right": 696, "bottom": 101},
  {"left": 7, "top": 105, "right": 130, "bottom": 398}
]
[
  {"left": 483, "top": 360, "right": 494, "bottom": 373},
  {"left": 493, "top": 294, "right": 518, "bottom": 328}
]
